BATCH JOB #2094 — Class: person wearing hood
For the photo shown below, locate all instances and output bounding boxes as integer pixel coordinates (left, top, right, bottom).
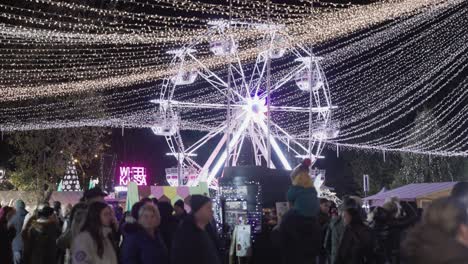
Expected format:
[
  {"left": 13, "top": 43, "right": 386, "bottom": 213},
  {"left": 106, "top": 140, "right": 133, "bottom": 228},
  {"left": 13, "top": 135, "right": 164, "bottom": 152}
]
[
  {"left": 9, "top": 200, "right": 28, "bottom": 264},
  {"left": 71, "top": 201, "right": 118, "bottom": 264},
  {"left": 23, "top": 205, "right": 60, "bottom": 264},
  {"left": 402, "top": 197, "right": 468, "bottom": 264},
  {"left": 171, "top": 195, "right": 221, "bottom": 264},
  {"left": 120, "top": 203, "right": 169, "bottom": 264}
]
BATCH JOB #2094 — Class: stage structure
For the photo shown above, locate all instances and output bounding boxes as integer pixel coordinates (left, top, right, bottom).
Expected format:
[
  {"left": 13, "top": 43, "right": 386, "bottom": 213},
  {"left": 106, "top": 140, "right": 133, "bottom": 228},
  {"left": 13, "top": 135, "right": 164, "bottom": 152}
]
[{"left": 151, "top": 20, "right": 338, "bottom": 187}]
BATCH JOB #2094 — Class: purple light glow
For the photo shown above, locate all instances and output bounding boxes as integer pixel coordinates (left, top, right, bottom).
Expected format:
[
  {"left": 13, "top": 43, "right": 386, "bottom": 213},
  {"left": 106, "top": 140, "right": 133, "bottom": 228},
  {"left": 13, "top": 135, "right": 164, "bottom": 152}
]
[{"left": 119, "top": 166, "right": 148, "bottom": 186}]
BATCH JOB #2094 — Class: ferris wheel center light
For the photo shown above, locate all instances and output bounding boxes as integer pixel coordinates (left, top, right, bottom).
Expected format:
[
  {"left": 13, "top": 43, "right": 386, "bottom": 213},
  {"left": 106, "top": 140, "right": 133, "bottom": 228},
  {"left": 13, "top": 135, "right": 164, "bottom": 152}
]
[{"left": 245, "top": 97, "right": 267, "bottom": 119}]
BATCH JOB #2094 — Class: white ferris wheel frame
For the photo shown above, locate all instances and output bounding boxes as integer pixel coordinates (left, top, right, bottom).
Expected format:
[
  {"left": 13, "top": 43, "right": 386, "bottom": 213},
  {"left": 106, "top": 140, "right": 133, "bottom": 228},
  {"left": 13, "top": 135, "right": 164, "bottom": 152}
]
[{"left": 151, "top": 21, "right": 337, "bottom": 188}]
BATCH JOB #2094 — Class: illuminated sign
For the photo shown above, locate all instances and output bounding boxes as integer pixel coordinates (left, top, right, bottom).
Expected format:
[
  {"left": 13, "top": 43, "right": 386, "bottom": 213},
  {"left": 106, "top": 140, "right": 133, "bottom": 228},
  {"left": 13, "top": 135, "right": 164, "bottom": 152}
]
[{"left": 119, "top": 166, "right": 148, "bottom": 186}]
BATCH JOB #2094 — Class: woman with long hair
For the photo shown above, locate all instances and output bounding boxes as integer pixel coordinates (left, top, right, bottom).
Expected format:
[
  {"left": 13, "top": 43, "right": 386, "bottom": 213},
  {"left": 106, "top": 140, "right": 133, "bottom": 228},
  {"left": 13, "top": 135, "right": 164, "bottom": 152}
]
[{"left": 71, "top": 202, "right": 118, "bottom": 264}]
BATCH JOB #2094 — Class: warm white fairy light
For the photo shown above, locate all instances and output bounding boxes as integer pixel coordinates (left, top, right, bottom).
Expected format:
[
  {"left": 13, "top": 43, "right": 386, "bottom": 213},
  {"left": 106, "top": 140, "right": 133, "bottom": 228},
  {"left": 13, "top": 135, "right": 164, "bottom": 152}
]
[{"left": 1, "top": 0, "right": 467, "bottom": 158}]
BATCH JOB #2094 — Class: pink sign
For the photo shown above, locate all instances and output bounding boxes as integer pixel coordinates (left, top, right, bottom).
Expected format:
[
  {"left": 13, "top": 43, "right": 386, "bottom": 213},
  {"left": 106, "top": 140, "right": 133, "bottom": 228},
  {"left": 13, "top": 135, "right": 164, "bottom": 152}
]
[{"left": 119, "top": 166, "right": 147, "bottom": 186}]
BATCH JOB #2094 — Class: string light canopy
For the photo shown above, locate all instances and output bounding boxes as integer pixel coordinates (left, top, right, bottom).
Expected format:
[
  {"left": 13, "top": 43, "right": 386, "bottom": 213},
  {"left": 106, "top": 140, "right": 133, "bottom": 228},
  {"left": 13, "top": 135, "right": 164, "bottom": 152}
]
[
  {"left": 0, "top": 0, "right": 447, "bottom": 101},
  {"left": 0, "top": 0, "right": 467, "bottom": 159}
]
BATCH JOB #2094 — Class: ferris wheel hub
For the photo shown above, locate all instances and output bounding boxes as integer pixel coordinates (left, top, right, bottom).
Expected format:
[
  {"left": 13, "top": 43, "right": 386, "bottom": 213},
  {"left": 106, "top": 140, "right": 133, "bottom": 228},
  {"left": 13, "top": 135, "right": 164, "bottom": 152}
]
[{"left": 244, "top": 97, "right": 267, "bottom": 121}]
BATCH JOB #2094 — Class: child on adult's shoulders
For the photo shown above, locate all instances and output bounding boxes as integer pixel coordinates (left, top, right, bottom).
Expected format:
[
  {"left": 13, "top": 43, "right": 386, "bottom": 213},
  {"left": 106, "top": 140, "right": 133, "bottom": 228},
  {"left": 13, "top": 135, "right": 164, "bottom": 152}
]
[{"left": 287, "top": 158, "right": 319, "bottom": 218}]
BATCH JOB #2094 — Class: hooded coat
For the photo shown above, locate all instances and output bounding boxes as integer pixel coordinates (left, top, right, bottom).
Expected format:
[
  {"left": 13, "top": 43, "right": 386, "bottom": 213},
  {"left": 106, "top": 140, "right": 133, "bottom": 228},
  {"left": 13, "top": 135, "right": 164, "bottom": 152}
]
[
  {"left": 23, "top": 219, "right": 60, "bottom": 264},
  {"left": 9, "top": 204, "right": 28, "bottom": 252},
  {"left": 402, "top": 224, "right": 468, "bottom": 264}
]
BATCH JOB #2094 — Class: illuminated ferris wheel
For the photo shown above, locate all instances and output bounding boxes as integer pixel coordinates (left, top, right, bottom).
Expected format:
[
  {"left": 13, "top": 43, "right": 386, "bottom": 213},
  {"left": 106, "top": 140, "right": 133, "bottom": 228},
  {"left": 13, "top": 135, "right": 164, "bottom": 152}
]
[{"left": 150, "top": 21, "right": 338, "bottom": 188}]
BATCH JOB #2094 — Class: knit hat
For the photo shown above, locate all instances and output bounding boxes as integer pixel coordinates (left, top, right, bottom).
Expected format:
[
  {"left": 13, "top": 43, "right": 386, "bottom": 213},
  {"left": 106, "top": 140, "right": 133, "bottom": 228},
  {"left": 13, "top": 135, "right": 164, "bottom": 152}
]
[
  {"left": 15, "top": 199, "right": 25, "bottom": 209},
  {"left": 190, "top": 195, "right": 211, "bottom": 214}
]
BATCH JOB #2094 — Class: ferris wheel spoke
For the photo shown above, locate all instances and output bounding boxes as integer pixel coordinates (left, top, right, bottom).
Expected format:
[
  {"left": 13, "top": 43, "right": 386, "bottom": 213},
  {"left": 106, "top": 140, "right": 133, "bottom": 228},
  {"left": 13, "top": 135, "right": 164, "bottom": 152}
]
[
  {"left": 259, "top": 63, "right": 307, "bottom": 99},
  {"left": 271, "top": 121, "right": 309, "bottom": 154},
  {"left": 252, "top": 123, "right": 275, "bottom": 167},
  {"left": 270, "top": 105, "right": 336, "bottom": 113},
  {"left": 185, "top": 157, "right": 202, "bottom": 170},
  {"left": 185, "top": 123, "right": 227, "bottom": 154},
  {"left": 257, "top": 118, "right": 292, "bottom": 170},
  {"left": 187, "top": 53, "right": 244, "bottom": 101},
  {"left": 231, "top": 133, "right": 246, "bottom": 167},
  {"left": 205, "top": 115, "right": 251, "bottom": 184},
  {"left": 232, "top": 55, "right": 250, "bottom": 97},
  {"left": 283, "top": 34, "right": 311, "bottom": 56},
  {"left": 250, "top": 53, "right": 269, "bottom": 96}
]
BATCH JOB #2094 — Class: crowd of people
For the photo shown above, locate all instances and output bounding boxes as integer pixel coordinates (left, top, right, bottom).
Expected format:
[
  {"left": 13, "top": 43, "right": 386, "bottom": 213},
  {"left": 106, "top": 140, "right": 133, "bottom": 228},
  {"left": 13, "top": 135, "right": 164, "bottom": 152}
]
[
  {"left": 273, "top": 159, "right": 468, "bottom": 264},
  {"left": 0, "top": 187, "right": 221, "bottom": 264},
  {"left": 1, "top": 170, "right": 468, "bottom": 264}
]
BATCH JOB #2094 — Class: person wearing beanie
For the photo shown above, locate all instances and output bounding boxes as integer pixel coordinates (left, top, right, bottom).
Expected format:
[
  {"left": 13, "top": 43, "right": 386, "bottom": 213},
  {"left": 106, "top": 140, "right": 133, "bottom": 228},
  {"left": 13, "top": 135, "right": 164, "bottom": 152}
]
[
  {"left": 280, "top": 159, "right": 322, "bottom": 264},
  {"left": 9, "top": 200, "right": 28, "bottom": 264},
  {"left": 171, "top": 195, "right": 221, "bottom": 264},
  {"left": 23, "top": 205, "right": 60, "bottom": 264}
]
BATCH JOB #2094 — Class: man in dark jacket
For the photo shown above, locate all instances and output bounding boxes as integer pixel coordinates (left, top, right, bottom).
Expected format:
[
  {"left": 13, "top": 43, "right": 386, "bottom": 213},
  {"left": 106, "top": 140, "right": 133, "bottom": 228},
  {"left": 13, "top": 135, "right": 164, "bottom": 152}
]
[
  {"left": 23, "top": 206, "right": 60, "bottom": 264},
  {"left": 9, "top": 200, "right": 28, "bottom": 264},
  {"left": 336, "top": 208, "right": 373, "bottom": 264},
  {"left": 173, "top": 200, "right": 187, "bottom": 225},
  {"left": 171, "top": 195, "right": 221, "bottom": 264}
]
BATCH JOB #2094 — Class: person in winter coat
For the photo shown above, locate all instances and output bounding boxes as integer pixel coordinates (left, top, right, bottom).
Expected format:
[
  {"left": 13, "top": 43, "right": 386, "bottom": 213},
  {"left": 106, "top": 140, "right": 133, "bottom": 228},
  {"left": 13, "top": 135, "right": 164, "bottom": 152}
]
[
  {"left": 402, "top": 197, "right": 468, "bottom": 264},
  {"left": 71, "top": 202, "right": 118, "bottom": 264},
  {"left": 57, "top": 203, "right": 88, "bottom": 264},
  {"left": 0, "top": 206, "right": 16, "bottom": 264},
  {"left": 157, "top": 201, "right": 178, "bottom": 255},
  {"left": 324, "top": 205, "right": 345, "bottom": 264},
  {"left": 173, "top": 200, "right": 187, "bottom": 225},
  {"left": 371, "top": 198, "right": 418, "bottom": 264},
  {"left": 280, "top": 159, "right": 321, "bottom": 264},
  {"left": 318, "top": 198, "right": 331, "bottom": 264},
  {"left": 171, "top": 195, "right": 221, "bottom": 264},
  {"left": 23, "top": 206, "right": 60, "bottom": 264},
  {"left": 9, "top": 200, "right": 28, "bottom": 264},
  {"left": 120, "top": 203, "right": 169, "bottom": 264},
  {"left": 335, "top": 207, "right": 373, "bottom": 264},
  {"left": 120, "top": 201, "right": 146, "bottom": 245}
]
